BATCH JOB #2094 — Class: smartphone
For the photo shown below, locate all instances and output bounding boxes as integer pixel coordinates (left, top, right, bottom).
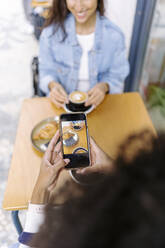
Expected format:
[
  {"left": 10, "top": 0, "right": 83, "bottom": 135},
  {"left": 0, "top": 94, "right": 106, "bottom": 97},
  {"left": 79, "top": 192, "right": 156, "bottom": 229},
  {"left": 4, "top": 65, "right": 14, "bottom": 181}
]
[{"left": 60, "top": 113, "right": 90, "bottom": 169}]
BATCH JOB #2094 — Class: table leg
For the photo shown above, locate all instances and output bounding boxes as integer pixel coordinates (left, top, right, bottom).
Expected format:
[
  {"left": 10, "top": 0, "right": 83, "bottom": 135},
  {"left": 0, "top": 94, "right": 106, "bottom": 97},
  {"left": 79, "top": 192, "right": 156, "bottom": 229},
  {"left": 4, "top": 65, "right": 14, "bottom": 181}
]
[{"left": 11, "top": 211, "right": 23, "bottom": 235}]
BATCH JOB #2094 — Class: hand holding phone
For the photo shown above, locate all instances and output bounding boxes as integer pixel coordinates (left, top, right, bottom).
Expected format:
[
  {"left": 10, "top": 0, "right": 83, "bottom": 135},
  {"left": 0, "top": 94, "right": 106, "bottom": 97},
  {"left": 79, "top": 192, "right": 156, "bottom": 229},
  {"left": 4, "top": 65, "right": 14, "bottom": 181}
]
[
  {"left": 77, "top": 137, "right": 113, "bottom": 175},
  {"left": 60, "top": 113, "right": 90, "bottom": 169},
  {"left": 31, "top": 130, "right": 70, "bottom": 204}
]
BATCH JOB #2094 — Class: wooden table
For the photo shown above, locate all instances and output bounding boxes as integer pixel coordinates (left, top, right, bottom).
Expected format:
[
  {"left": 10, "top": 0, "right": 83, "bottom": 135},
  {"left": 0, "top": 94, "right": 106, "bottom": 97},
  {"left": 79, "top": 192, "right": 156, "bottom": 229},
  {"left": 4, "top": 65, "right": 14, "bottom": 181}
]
[
  {"left": 3, "top": 93, "right": 156, "bottom": 211},
  {"left": 31, "top": 0, "right": 51, "bottom": 8},
  {"left": 31, "top": 0, "right": 51, "bottom": 18}
]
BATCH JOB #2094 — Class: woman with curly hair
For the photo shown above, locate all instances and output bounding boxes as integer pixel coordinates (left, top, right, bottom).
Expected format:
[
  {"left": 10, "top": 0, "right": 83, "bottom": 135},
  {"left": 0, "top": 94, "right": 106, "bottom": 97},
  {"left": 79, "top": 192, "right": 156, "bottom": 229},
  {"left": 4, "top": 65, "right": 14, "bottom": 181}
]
[
  {"left": 16, "top": 130, "right": 165, "bottom": 248},
  {"left": 39, "top": 0, "right": 129, "bottom": 108},
  {"left": 31, "top": 131, "right": 165, "bottom": 248}
]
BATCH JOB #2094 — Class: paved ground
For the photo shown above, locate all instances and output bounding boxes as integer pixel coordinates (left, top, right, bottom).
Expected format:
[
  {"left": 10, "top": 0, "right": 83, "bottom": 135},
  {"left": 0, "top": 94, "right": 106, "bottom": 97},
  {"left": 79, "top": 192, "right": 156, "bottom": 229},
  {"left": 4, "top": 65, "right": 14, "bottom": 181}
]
[
  {"left": 0, "top": 1, "right": 165, "bottom": 247},
  {"left": 0, "top": 0, "right": 38, "bottom": 247}
]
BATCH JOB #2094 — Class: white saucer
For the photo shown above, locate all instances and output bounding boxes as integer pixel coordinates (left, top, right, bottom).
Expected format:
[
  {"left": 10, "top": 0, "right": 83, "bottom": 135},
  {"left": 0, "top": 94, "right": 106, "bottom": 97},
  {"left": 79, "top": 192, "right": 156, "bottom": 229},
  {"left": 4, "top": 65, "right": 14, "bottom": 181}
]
[{"left": 63, "top": 104, "right": 94, "bottom": 114}]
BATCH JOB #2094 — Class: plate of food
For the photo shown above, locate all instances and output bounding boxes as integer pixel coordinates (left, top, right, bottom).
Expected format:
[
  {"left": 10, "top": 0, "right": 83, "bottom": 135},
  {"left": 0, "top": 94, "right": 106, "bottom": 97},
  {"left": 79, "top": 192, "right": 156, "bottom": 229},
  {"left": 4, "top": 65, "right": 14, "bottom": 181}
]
[{"left": 31, "top": 116, "right": 59, "bottom": 153}]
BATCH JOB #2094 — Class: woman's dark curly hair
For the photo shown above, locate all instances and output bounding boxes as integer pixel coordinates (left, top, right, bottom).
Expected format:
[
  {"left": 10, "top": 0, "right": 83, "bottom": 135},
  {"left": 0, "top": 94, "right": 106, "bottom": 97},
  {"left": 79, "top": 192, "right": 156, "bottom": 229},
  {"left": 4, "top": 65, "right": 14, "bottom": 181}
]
[
  {"left": 31, "top": 130, "right": 165, "bottom": 248},
  {"left": 44, "top": 0, "right": 105, "bottom": 38}
]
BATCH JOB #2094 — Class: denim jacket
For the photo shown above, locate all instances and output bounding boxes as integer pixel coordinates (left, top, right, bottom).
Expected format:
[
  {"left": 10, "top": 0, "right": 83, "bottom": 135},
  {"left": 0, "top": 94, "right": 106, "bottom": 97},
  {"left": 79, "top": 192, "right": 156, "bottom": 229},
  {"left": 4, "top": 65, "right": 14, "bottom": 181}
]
[{"left": 39, "top": 12, "right": 129, "bottom": 95}]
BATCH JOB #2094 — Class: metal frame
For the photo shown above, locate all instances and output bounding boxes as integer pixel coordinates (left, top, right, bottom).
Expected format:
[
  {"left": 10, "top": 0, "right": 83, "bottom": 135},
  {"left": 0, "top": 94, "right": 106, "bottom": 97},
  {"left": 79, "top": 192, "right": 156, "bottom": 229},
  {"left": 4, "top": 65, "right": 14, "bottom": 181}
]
[
  {"left": 124, "top": 0, "right": 157, "bottom": 92},
  {"left": 11, "top": 211, "right": 23, "bottom": 235},
  {"left": 32, "top": 56, "right": 46, "bottom": 96}
]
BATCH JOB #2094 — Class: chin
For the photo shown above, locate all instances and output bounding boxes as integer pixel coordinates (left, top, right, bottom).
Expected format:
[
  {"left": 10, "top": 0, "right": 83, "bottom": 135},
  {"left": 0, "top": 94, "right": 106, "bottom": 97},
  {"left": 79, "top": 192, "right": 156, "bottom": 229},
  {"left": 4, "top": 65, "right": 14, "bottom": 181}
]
[{"left": 76, "top": 16, "right": 89, "bottom": 24}]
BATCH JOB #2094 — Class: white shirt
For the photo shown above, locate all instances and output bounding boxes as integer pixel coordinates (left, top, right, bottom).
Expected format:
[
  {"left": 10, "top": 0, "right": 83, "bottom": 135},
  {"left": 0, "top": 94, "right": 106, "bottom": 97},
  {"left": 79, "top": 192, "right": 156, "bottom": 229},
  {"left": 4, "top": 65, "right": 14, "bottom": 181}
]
[{"left": 77, "top": 33, "right": 94, "bottom": 92}]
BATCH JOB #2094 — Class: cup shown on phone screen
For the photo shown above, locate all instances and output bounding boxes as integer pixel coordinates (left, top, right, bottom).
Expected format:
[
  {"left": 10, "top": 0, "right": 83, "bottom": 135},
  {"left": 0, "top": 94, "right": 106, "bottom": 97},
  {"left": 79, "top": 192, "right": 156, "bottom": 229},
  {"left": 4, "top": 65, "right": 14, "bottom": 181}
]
[{"left": 59, "top": 113, "right": 90, "bottom": 169}]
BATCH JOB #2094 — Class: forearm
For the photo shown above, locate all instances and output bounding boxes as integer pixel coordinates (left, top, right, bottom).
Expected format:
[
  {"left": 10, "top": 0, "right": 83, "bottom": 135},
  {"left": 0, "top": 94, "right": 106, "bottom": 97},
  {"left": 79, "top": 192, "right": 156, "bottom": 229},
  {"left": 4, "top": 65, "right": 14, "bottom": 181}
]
[
  {"left": 39, "top": 30, "right": 59, "bottom": 95},
  {"left": 31, "top": 182, "right": 49, "bottom": 204},
  {"left": 99, "top": 39, "right": 130, "bottom": 95},
  {"left": 100, "top": 78, "right": 124, "bottom": 94}
]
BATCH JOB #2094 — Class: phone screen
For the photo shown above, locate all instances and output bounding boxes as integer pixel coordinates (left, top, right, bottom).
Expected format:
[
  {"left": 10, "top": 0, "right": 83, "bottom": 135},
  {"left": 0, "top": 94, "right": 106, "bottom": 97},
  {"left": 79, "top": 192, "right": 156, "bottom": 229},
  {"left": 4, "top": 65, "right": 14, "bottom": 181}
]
[{"left": 60, "top": 113, "right": 90, "bottom": 169}]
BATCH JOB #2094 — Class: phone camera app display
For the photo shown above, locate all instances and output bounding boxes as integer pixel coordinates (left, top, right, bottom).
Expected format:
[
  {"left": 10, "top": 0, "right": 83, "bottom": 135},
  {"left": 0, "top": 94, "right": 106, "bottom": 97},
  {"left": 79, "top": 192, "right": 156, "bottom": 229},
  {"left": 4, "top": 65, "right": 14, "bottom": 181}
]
[{"left": 62, "top": 120, "right": 88, "bottom": 155}]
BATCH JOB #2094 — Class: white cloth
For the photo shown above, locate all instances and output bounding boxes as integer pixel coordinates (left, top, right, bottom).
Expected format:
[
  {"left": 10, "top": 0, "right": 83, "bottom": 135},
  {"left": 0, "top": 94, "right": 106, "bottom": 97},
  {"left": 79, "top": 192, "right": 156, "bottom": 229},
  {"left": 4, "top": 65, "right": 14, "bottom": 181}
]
[
  {"left": 24, "top": 204, "right": 45, "bottom": 233},
  {"left": 19, "top": 203, "right": 45, "bottom": 248},
  {"left": 77, "top": 33, "right": 94, "bottom": 92}
]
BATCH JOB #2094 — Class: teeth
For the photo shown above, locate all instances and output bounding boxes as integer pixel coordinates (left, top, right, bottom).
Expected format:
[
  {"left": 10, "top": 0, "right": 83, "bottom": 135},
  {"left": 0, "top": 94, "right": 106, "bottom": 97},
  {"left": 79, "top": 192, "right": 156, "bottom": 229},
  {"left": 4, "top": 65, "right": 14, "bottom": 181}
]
[{"left": 77, "top": 11, "right": 86, "bottom": 17}]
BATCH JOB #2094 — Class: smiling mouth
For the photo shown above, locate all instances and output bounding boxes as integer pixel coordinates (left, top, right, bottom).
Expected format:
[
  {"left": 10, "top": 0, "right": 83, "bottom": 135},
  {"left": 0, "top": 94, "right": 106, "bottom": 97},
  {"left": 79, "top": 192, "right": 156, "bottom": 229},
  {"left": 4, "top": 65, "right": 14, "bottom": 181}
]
[{"left": 77, "top": 11, "right": 87, "bottom": 18}]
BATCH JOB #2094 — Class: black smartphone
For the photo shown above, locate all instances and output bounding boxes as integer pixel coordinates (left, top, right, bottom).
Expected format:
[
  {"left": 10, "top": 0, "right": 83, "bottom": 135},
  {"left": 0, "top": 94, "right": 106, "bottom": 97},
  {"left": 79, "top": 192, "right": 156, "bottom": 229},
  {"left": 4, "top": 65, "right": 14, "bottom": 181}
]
[{"left": 60, "top": 113, "right": 90, "bottom": 169}]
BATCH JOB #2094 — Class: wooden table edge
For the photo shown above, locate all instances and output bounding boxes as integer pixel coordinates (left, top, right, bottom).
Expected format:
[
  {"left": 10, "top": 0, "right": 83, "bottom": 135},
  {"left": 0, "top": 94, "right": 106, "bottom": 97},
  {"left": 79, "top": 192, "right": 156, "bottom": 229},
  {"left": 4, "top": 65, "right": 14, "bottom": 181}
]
[{"left": 3, "top": 205, "right": 28, "bottom": 211}]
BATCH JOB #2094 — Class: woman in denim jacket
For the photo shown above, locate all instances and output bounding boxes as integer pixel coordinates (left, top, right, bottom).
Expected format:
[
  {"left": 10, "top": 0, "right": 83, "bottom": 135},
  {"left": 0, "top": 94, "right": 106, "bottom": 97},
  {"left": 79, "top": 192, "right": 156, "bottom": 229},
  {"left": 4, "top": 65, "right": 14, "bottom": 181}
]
[{"left": 39, "top": 0, "right": 129, "bottom": 108}]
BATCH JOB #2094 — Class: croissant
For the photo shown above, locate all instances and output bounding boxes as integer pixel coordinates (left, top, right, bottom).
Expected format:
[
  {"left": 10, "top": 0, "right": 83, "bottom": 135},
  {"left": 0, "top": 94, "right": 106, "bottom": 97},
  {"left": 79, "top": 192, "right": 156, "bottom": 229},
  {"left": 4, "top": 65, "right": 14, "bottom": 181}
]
[{"left": 33, "top": 122, "right": 57, "bottom": 140}]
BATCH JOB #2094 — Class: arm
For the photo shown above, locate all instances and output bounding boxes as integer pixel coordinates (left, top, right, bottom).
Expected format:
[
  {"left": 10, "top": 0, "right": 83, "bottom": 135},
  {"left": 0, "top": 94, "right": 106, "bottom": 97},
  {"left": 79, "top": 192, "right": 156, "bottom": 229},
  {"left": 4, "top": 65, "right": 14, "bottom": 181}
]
[
  {"left": 39, "top": 30, "right": 68, "bottom": 107},
  {"left": 99, "top": 34, "right": 130, "bottom": 94},
  {"left": 86, "top": 35, "right": 129, "bottom": 107},
  {"left": 19, "top": 131, "right": 69, "bottom": 247},
  {"left": 39, "top": 29, "right": 59, "bottom": 95}
]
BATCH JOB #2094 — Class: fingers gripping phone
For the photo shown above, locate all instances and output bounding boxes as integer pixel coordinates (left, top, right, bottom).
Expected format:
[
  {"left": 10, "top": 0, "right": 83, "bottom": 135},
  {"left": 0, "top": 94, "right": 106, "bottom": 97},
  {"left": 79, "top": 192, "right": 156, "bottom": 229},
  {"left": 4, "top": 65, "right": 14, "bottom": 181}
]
[{"left": 60, "top": 113, "right": 90, "bottom": 169}]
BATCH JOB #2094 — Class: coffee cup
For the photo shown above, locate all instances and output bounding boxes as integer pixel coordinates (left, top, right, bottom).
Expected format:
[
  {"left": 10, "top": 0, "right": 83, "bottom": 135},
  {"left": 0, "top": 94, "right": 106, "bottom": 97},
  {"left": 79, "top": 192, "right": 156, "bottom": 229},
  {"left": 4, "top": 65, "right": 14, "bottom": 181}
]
[{"left": 66, "top": 91, "right": 91, "bottom": 112}]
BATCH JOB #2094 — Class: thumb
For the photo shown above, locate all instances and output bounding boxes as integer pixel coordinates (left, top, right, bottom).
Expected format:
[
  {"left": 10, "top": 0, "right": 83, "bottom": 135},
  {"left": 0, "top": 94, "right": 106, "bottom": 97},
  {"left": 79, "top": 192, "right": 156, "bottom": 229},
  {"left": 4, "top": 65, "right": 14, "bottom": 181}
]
[
  {"left": 77, "top": 165, "right": 101, "bottom": 175},
  {"left": 53, "top": 157, "right": 69, "bottom": 171},
  {"left": 90, "top": 137, "right": 100, "bottom": 152},
  {"left": 64, "top": 159, "right": 70, "bottom": 164}
]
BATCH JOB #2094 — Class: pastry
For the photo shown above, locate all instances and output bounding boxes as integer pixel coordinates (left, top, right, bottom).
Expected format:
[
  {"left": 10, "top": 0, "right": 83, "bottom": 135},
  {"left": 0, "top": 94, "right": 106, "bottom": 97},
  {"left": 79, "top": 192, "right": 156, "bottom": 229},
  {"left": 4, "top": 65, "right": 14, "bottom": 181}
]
[{"left": 33, "top": 122, "right": 57, "bottom": 140}]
